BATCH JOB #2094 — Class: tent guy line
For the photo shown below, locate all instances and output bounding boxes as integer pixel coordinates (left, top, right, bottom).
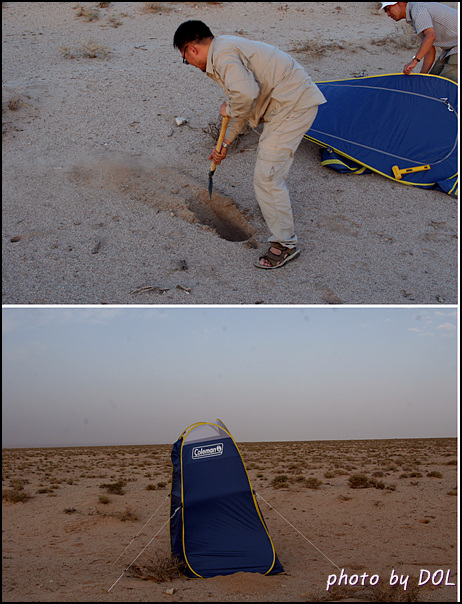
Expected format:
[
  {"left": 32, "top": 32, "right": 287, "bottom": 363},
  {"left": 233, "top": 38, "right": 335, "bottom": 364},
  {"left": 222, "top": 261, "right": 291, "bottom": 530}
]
[
  {"left": 256, "top": 492, "right": 342, "bottom": 572},
  {"left": 108, "top": 420, "right": 343, "bottom": 592},
  {"left": 107, "top": 506, "right": 181, "bottom": 593},
  {"left": 112, "top": 492, "right": 170, "bottom": 567},
  {"left": 107, "top": 490, "right": 342, "bottom": 593}
]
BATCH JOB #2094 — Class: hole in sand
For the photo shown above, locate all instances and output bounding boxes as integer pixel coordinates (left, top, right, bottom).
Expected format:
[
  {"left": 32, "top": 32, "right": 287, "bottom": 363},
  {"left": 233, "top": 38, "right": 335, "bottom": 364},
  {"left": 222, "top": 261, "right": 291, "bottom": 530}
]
[
  {"left": 66, "top": 156, "right": 257, "bottom": 243},
  {"left": 187, "top": 190, "right": 254, "bottom": 242}
]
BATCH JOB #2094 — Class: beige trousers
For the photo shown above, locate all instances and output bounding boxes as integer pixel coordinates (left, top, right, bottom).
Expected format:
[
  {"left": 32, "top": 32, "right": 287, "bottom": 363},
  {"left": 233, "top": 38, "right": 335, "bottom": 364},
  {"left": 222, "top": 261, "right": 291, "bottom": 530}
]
[
  {"left": 254, "top": 102, "right": 319, "bottom": 247},
  {"left": 430, "top": 53, "right": 458, "bottom": 83}
]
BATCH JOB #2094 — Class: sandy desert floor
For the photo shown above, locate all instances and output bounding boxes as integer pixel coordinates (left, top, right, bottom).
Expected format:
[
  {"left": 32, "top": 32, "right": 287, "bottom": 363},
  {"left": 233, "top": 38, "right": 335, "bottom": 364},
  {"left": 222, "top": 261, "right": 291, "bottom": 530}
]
[
  {"left": 2, "top": 438, "right": 458, "bottom": 602},
  {"left": 2, "top": 2, "right": 458, "bottom": 305}
]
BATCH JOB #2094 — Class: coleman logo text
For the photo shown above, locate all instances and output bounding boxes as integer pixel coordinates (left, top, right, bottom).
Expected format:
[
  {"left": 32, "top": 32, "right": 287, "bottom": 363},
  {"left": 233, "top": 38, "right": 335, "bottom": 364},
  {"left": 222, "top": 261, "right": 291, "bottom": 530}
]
[{"left": 192, "top": 443, "right": 224, "bottom": 459}]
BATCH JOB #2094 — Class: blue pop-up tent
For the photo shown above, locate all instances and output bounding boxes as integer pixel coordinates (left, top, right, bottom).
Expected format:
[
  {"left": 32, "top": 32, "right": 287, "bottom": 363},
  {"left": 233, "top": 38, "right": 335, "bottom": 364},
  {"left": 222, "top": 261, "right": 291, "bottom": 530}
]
[
  {"left": 170, "top": 420, "right": 284, "bottom": 578},
  {"left": 304, "top": 73, "right": 458, "bottom": 195}
]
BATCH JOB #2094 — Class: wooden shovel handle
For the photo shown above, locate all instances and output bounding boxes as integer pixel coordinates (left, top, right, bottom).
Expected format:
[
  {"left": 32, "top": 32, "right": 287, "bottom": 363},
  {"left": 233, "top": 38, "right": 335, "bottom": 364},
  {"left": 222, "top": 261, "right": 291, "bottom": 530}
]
[{"left": 210, "top": 116, "right": 230, "bottom": 172}]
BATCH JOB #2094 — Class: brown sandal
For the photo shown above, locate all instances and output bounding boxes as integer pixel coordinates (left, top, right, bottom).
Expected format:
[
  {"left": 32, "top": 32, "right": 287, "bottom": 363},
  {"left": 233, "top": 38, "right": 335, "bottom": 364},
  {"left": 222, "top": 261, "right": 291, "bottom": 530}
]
[{"left": 254, "top": 242, "right": 300, "bottom": 269}]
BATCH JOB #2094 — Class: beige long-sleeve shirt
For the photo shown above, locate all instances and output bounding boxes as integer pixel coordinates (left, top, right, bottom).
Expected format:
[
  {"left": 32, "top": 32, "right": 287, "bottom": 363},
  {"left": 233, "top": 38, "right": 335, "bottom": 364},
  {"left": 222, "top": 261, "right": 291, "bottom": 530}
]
[{"left": 206, "top": 35, "right": 326, "bottom": 143}]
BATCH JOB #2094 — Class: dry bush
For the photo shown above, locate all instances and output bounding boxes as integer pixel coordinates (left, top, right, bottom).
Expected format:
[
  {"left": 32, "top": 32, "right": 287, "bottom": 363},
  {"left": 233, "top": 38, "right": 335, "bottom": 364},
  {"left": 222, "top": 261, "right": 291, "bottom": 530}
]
[
  {"left": 2, "top": 488, "right": 31, "bottom": 503},
  {"left": 305, "top": 584, "right": 360, "bottom": 602},
  {"left": 6, "top": 94, "right": 26, "bottom": 111},
  {"left": 427, "top": 470, "right": 443, "bottom": 478},
  {"left": 304, "top": 477, "right": 323, "bottom": 490},
  {"left": 146, "top": 481, "right": 167, "bottom": 491},
  {"left": 130, "top": 554, "right": 184, "bottom": 583},
  {"left": 368, "top": 576, "right": 421, "bottom": 601},
  {"left": 74, "top": 5, "right": 100, "bottom": 21},
  {"left": 100, "top": 478, "right": 126, "bottom": 495},
  {"left": 59, "top": 40, "right": 111, "bottom": 59},
  {"left": 78, "top": 40, "right": 111, "bottom": 58},
  {"left": 348, "top": 473, "right": 371, "bottom": 489},
  {"left": 63, "top": 507, "right": 77, "bottom": 514},
  {"left": 348, "top": 473, "right": 395, "bottom": 491},
  {"left": 37, "top": 487, "right": 54, "bottom": 494},
  {"left": 118, "top": 507, "right": 139, "bottom": 522},
  {"left": 3, "top": 89, "right": 31, "bottom": 112},
  {"left": 372, "top": 22, "right": 419, "bottom": 50},
  {"left": 271, "top": 474, "right": 289, "bottom": 489},
  {"left": 142, "top": 2, "right": 174, "bottom": 13},
  {"left": 2, "top": 478, "right": 32, "bottom": 502},
  {"left": 293, "top": 21, "right": 418, "bottom": 60},
  {"left": 291, "top": 38, "right": 367, "bottom": 57}
]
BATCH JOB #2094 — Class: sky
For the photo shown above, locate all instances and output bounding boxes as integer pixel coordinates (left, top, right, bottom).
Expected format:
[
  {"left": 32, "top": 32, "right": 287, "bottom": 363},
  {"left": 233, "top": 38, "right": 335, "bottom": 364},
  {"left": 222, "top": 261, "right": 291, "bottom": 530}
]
[{"left": 2, "top": 306, "right": 458, "bottom": 448}]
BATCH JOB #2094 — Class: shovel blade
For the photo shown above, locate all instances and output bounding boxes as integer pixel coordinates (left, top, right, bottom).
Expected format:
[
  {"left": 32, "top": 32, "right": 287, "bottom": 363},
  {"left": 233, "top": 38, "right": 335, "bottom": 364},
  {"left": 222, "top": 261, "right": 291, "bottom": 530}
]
[{"left": 208, "top": 171, "right": 214, "bottom": 199}]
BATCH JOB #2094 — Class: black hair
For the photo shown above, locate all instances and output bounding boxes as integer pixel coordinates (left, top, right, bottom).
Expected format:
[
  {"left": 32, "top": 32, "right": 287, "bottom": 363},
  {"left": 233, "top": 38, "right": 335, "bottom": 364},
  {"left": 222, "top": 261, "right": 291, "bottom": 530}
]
[{"left": 173, "top": 20, "right": 214, "bottom": 49}]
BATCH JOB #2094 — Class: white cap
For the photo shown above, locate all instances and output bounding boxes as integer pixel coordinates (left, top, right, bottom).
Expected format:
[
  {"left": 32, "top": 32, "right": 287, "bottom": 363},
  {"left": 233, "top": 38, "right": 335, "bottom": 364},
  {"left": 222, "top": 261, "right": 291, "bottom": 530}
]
[{"left": 380, "top": 2, "right": 398, "bottom": 9}]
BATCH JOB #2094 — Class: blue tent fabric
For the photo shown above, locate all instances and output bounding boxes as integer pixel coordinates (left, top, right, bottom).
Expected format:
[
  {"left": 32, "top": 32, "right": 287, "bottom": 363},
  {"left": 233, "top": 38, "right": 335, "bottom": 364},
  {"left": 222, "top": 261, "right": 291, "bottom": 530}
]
[
  {"left": 304, "top": 74, "right": 458, "bottom": 196},
  {"left": 170, "top": 420, "right": 284, "bottom": 578},
  {"left": 320, "top": 148, "right": 372, "bottom": 175}
]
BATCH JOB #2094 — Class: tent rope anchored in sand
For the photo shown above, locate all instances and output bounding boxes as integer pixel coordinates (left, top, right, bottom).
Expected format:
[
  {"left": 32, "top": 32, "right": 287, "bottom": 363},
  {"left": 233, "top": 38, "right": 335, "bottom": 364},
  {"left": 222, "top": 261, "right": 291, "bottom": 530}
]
[{"left": 109, "top": 419, "right": 341, "bottom": 591}]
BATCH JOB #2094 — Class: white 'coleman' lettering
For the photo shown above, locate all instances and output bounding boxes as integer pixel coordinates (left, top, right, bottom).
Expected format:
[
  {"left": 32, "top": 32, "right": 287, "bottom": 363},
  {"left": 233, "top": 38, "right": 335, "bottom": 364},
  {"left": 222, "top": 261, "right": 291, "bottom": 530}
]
[{"left": 192, "top": 443, "right": 224, "bottom": 459}]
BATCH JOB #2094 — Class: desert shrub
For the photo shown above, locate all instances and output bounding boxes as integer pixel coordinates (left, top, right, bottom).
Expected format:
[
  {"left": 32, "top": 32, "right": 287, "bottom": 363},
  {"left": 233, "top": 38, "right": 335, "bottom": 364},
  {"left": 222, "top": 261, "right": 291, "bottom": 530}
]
[
  {"left": 348, "top": 473, "right": 393, "bottom": 490},
  {"left": 348, "top": 473, "right": 371, "bottom": 489},
  {"left": 74, "top": 6, "right": 100, "bottom": 21},
  {"left": 146, "top": 481, "right": 167, "bottom": 490},
  {"left": 2, "top": 488, "right": 31, "bottom": 503},
  {"left": 372, "top": 23, "right": 419, "bottom": 51},
  {"left": 100, "top": 478, "right": 126, "bottom": 495},
  {"left": 369, "top": 575, "right": 421, "bottom": 601},
  {"left": 271, "top": 475, "right": 289, "bottom": 488},
  {"left": 59, "top": 41, "right": 111, "bottom": 59},
  {"left": 368, "top": 478, "right": 385, "bottom": 489},
  {"left": 119, "top": 507, "right": 139, "bottom": 522},
  {"left": 142, "top": 2, "right": 174, "bottom": 13},
  {"left": 305, "top": 477, "right": 323, "bottom": 490},
  {"left": 2, "top": 478, "right": 32, "bottom": 502},
  {"left": 5, "top": 91, "right": 30, "bottom": 111},
  {"left": 130, "top": 554, "right": 184, "bottom": 582},
  {"left": 427, "top": 471, "right": 443, "bottom": 478},
  {"left": 63, "top": 507, "right": 77, "bottom": 514}
]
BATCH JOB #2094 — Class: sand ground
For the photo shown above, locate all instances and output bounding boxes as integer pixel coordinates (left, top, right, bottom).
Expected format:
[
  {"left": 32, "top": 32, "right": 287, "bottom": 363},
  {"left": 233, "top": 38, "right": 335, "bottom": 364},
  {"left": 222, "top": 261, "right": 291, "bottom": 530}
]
[
  {"left": 2, "top": 2, "right": 458, "bottom": 305},
  {"left": 2, "top": 438, "right": 458, "bottom": 602}
]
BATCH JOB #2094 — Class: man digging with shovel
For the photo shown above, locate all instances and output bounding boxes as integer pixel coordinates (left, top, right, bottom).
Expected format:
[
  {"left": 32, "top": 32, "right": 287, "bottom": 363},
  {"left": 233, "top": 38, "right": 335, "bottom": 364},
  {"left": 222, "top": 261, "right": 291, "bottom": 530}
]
[{"left": 174, "top": 21, "right": 326, "bottom": 269}]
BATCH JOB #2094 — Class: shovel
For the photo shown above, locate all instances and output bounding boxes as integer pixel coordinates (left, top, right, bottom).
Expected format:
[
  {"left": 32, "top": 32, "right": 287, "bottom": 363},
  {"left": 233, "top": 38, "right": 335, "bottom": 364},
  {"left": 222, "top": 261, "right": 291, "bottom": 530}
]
[{"left": 208, "top": 116, "right": 230, "bottom": 199}]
